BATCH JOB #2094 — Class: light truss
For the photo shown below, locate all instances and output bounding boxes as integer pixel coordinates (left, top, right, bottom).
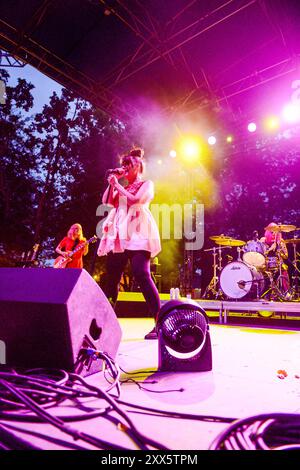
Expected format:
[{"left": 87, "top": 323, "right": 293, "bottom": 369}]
[
  {"left": 0, "top": 17, "right": 141, "bottom": 122},
  {"left": 0, "top": 0, "right": 297, "bottom": 123},
  {"left": 168, "top": 55, "right": 300, "bottom": 118},
  {"left": 0, "top": 50, "right": 25, "bottom": 67},
  {"left": 97, "top": 0, "right": 257, "bottom": 91}
]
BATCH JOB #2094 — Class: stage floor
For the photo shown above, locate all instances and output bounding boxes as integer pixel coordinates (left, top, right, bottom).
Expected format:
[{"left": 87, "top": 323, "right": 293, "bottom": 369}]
[{"left": 2, "top": 317, "right": 300, "bottom": 451}]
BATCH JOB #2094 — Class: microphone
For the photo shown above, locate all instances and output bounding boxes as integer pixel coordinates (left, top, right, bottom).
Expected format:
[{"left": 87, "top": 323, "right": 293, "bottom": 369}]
[{"left": 106, "top": 167, "right": 125, "bottom": 176}]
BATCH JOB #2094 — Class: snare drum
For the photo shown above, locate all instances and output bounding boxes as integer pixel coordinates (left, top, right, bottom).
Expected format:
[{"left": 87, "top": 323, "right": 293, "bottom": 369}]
[
  {"left": 243, "top": 240, "right": 265, "bottom": 269},
  {"left": 220, "top": 261, "right": 265, "bottom": 299}
]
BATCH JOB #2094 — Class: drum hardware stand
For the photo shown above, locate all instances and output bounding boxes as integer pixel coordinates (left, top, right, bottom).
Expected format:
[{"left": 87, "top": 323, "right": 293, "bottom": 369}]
[
  {"left": 261, "top": 237, "right": 289, "bottom": 301},
  {"left": 237, "top": 279, "right": 261, "bottom": 300},
  {"left": 285, "top": 245, "right": 300, "bottom": 301},
  {"left": 273, "top": 238, "right": 300, "bottom": 301},
  {"left": 290, "top": 266, "right": 300, "bottom": 300},
  {"left": 203, "top": 246, "right": 228, "bottom": 299},
  {"left": 252, "top": 278, "right": 263, "bottom": 300},
  {"left": 237, "top": 247, "right": 243, "bottom": 262},
  {"left": 261, "top": 267, "right": 285, "bottom": 301}
]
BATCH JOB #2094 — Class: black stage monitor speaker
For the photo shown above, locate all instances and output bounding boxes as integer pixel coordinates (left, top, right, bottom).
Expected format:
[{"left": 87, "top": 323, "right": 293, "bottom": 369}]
[
  {"left": 157, "top": 299, "right": 212, "bottom": 372},
  {"left": 0, "top": 268, "right": 122, "bottom": 376}
]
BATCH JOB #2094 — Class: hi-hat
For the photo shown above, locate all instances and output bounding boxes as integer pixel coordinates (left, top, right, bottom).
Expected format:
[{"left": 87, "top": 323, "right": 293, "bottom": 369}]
[
  {"left": 284, "top": 238, "right": 300, "bottom": 244},
  {"left": 264, "top": 224, "right": 296, "bottom": 233}
]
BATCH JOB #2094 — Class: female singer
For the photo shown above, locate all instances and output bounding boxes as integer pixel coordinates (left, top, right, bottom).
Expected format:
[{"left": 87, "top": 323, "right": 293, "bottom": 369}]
[{"left": 98, "top": 148, "right": 161, "bottom": 339}]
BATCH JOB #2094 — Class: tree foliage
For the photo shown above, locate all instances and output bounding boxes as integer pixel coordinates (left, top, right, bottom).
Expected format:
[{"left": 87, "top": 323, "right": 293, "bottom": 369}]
[
  {"left": 0, "top": 68, "right": 36, "bottom": 252},
  {"left": 0, "top": 70, "right": 135, "bottom": 269}
]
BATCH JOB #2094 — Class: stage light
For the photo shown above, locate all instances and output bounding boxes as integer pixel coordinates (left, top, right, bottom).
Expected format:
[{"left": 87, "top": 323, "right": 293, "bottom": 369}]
[
  {"left": 169, "top": 150, "right": 177, "bottom": 158},
  {"left": 282, "top": 103, "right": 300, "bottom": 123},
  {"left": 208, "top": 136, "right": 216, "bottom": 145},
  {"left": 183, "top": 141, "right": 199, "bottom": 159},
  {"left": 247, "top": 122, "right": 256, "bottom": 133},
  {"left": 179, "top": 136, "right": 202, "bottom": 163},
  {"left": 157, "top": 159, "right": 162, "bottom": 165},
  {"left": 258, "top": 310, "right": 273, "bottom": 318},
  {"left": 226, "top": 135, "right": 233, "bottom": 143},
  {"left": 156, "top": 299, "right": 212, "bottom": 372},
  {"left": 265, "top": 115, "right": 280, "bottom": 131}
]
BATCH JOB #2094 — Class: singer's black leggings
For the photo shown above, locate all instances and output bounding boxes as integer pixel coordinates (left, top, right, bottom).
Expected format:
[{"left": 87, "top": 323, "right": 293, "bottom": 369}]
[{"left": 101, "top": 250, "right": 160, "bottom": 319}]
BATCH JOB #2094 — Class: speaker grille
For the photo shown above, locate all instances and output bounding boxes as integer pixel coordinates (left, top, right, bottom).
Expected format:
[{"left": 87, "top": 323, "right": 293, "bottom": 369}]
[{"left": 161, "top": 308, "right": 207, "bottom": 354}]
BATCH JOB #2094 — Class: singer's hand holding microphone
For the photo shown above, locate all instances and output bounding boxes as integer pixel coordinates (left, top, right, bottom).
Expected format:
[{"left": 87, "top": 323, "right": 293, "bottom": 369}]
[{"left": 106, "top": 167, "right": 125, "bottom": 186}]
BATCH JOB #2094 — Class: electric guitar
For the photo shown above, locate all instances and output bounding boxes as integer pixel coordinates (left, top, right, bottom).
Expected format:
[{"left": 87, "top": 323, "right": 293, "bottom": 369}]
[{"left": 53, "top": 235, "right": 98, "bottom": 269}]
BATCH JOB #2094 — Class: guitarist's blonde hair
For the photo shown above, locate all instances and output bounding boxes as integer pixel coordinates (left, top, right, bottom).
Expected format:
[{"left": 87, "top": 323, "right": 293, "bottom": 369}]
[{"left": 68, "top": 223, "right": 85, "bottom": 240}]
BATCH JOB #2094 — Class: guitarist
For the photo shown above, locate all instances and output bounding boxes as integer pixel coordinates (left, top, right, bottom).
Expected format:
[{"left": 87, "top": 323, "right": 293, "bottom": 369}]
[{"left": 55, "top": 223, "right": 88, "bottom": 268}]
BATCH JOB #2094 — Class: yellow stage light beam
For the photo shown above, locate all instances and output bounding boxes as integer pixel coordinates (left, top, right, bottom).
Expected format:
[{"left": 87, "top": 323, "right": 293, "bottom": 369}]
[
  {"left": 181, "top": 138, "right": 201, "bottom": 162},
  {"left": 176, "top": 135, "right": 209, "bottom": 165},
  {"left": 264, "top": 115, "right": 280, "bottom": 132}
]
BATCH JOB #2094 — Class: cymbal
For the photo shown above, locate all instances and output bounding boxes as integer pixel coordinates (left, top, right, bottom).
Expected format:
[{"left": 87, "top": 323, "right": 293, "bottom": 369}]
[
  {"left": 284, "top": 238, "right": 300, "bottom": 244},
  {"left": 215, "top": 238, "right": 246, "bottom": 247},
  {"left": 264, "top": 224, "right": 296, "bottom": 233},
  {"left": 209, "top": 235, "right": 231, "bottom": 241}
]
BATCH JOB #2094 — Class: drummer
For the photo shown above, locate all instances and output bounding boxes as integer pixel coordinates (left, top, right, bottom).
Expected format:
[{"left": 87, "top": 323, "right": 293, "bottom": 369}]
[
  {"left": 260, "top": 223, "right": 288, "bottom": 260},
  {"left": 260, "top": 222, "right": 289, "bottom": 290}
]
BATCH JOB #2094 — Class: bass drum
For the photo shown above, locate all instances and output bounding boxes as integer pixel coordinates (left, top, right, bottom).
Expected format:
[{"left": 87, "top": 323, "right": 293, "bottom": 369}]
[{"left": 220, "top": 261, "right": 265, "bottom": 299}]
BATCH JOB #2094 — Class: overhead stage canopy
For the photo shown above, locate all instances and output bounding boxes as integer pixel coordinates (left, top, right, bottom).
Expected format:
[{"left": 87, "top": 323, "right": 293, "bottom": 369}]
[{"left": 0, "top": 0, "right": 300, "bottom": 123}]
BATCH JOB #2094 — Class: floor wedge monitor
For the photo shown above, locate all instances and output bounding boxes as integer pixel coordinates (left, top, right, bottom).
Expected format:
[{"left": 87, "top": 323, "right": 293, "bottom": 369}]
[{"left": 0, "top": 268, "right": 122, "bottom": 376}]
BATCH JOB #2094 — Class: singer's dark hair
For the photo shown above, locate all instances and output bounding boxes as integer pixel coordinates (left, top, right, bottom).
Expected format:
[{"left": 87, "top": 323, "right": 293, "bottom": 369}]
[
  {"left": 129, "top": 147, "right": 144, "bottom": 158},
  {"left": 120, "top": 147, "right": 145, "bottom": 174}
]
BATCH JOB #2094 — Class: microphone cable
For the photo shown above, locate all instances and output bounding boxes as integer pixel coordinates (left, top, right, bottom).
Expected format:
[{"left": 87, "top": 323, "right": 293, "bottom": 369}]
[{"left": 209, "top": 412, "right": 300, "bottom": 450}]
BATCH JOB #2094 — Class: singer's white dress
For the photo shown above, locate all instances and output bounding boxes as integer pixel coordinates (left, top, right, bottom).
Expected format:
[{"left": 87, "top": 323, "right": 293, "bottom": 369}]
[{"left": 97, "top": 179, "right": 161, "bottom": 258}]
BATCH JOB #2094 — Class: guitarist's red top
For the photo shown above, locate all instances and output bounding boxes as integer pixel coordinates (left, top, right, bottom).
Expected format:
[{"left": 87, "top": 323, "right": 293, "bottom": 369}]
[{"left": 57, "top": 237, "right": 87, "bottom": 268}]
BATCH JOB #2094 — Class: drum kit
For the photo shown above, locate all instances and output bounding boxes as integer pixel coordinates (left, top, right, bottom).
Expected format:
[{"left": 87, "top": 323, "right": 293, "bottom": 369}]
[{"left": 203, "top": 224, "right": 300, "bottom": 301}]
